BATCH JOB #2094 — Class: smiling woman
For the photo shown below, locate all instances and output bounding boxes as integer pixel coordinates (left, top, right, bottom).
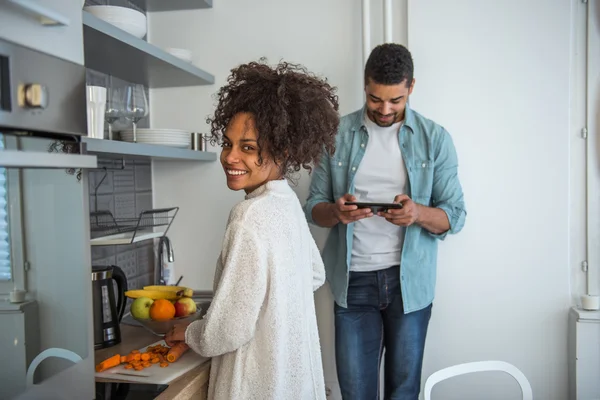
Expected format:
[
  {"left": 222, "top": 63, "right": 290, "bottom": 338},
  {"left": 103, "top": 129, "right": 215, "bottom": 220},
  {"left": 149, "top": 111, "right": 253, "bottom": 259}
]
[
  {"left": 208, "top": 60, "right": 339, "bottom": 190},
  {"left": 164, "top": 60, "right": 340, "bottom": 400}
]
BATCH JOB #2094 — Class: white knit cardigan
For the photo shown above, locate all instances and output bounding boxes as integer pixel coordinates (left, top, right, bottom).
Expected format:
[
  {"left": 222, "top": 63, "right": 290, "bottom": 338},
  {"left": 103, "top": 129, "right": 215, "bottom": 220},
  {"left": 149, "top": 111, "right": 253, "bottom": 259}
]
[{"left": 185, "top": 179, "right": 327, "bottom": 400}]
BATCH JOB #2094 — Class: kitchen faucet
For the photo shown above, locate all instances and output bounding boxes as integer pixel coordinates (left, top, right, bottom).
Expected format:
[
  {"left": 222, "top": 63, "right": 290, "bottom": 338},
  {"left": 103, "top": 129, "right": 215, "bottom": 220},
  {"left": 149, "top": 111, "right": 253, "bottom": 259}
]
[{"left": 157, "top": 236, "right": 175, "bottom": 285}]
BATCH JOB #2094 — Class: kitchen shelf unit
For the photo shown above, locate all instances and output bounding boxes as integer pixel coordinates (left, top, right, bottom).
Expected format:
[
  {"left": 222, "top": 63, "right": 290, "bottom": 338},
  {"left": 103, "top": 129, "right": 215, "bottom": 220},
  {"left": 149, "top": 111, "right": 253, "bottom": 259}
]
[
  {"left": 82, "top": 11, "right": 214, "bottom": 88},
  {"left": 81, "top": 137, "right": 217, "bottom": 162}
]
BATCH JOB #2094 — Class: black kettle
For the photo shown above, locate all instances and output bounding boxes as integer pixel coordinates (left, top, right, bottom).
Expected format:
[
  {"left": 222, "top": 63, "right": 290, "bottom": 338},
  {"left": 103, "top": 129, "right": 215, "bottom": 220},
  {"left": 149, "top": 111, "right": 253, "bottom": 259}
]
[{"left": 92, "top": 265, "right": 128, "bottom": 349}]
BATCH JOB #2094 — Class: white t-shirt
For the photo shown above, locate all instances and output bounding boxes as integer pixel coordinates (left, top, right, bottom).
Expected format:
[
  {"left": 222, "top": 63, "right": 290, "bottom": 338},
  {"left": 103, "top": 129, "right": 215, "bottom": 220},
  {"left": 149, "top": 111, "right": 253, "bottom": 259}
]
[{"left": 349, "top": 114, "right": 408, "bottom": 272}]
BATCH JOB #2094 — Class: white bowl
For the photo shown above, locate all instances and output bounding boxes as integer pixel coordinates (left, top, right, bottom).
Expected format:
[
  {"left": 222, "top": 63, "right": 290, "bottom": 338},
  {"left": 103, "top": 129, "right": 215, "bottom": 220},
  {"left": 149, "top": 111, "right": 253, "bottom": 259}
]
[
  {"left": 165, "top": 48, "right": 193, "bottom": 63},
  {"left": 84, "top": 6, "right": 147, "bottom": 39}
]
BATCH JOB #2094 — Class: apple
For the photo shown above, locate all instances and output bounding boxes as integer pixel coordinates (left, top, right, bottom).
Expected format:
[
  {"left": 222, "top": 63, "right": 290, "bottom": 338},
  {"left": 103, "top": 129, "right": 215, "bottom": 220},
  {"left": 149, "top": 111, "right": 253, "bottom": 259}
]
[
  {"left": 130, "top": 297, "right": 154, "bottom": 319},
  {"left": 174, "top": 297, "right": 197, "bottom": 318}
]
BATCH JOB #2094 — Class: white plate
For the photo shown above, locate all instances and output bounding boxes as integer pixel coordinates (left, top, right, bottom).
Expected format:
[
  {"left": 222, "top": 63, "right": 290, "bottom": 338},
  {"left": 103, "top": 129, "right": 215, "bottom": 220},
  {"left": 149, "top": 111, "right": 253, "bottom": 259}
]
[
  {"left": 121, "top": 128, "right": 190, "bottom": 134},
  {"left": 120, "top": 132, "right": 189, "bottom": 139},
  {"left": 119, "top": 139, "right": 190, "bottom": 149},
  {"left": 120, "top": 136, "right": 189, "bottom": 144},
  {"left": 84, "top": 6, "right": 147, "bottom": 39},
  {"left": 120, "top": 137, "right": 189, "bottom": 143}
]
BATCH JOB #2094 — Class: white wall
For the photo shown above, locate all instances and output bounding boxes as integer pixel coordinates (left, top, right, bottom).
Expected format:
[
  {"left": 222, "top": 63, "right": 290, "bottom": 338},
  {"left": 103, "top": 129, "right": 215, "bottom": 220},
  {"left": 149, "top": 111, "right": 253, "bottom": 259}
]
[
  {"left": 148, "top": 1, "right": 390, "bottom": 397},
  {"left": 149, "top": 1, "right": 583, "bottom": 399},
  {"left": 408, "top": 1, "right": 580, "bottom": 399}
]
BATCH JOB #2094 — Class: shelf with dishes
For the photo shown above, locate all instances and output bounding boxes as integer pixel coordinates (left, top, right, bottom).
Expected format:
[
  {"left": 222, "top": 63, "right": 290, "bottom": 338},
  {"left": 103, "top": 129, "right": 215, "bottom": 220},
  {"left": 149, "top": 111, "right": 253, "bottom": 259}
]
[
  {"left": 82, "top": 5, "right": 214, "bottom": 88},
  {"left": 81, "top": 130, "right": 217, "bottom": 162}
]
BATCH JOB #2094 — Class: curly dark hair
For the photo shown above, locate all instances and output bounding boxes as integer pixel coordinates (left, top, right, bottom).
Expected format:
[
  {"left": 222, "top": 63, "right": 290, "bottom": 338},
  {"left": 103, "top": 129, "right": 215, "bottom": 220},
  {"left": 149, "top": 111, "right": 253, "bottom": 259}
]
[
  {"left": 364, "top": 43, "right": 413, "bottom": 87},
  {"left": 207, "top": 59, "right": 339, "bottom": 177}
]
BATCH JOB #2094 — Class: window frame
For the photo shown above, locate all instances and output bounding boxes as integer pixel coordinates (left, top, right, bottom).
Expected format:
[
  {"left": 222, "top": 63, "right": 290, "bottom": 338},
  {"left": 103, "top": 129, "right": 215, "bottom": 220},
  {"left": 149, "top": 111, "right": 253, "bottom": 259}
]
[{"left": 0, "top": 135, "right": 25, "bottom": 295}]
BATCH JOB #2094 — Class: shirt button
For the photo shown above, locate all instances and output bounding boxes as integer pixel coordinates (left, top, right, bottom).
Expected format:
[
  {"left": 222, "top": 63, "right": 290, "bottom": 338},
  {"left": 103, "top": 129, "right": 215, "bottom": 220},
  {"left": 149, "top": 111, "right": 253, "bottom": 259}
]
[
  {"left": 422, "top": 163, "right": 427, "bottom": 168},
  {"left": 338, "top": 162, "right": 342, "bottom": 166},
  {"left": 352, "top": 167, "right": 356, "bottom": 171},
  {"left": 361, "top": 143, "right": 365, "bottom": 148}
]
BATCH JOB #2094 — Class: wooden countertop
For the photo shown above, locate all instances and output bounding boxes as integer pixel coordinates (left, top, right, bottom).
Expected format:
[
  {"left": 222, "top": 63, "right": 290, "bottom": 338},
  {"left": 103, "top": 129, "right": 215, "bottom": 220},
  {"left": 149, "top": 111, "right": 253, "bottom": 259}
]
[{"left": 95, "top": 324, "right": 210, "bottom": 400}]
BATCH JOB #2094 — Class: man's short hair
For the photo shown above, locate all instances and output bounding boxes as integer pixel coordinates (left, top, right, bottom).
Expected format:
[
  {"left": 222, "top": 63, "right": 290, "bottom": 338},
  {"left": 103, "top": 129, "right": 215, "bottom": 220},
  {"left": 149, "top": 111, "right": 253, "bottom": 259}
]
[{"left": 364, "top": 43, "right": 414, "bottom": 87}]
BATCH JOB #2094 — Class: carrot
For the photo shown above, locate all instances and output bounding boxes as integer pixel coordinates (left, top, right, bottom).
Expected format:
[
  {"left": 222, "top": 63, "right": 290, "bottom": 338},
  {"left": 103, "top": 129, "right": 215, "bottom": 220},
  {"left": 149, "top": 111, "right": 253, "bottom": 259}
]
[
  {"left": 166, "top": 343, "right": 189, "bottom": 363},
  {"left": 141, "top": 353, "right": 150, "bottom": 361},
  {"left": 95, "top": 354, "right": 122, "bottom": 372}
]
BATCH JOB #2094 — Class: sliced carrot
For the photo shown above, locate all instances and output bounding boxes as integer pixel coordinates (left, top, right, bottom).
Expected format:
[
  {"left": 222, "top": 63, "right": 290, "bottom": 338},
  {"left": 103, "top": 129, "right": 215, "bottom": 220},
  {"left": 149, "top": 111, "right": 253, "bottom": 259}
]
[
  {"left": 141, "top": 353, "right": 150, "bottom": 361},
  {"left": 134, "top": 353, "right": 141, "bottom": 361},
  {"left": 151, "top": 357, "right": 159, "bottom": 364},
  {"left": 95, "top": 354, "right": 122, "bottom": 373},
  {"left": 124, "top": 364, "right": 133, "bottom": 370},
  {"left": 160, "top": 362, "right": 169, "bottom": 368},
  {"left": 131, "top": 350, "right": 140, "bottom": 354},
  {"left": 166, "top": 343, "right": 189, "bottom": 363}
]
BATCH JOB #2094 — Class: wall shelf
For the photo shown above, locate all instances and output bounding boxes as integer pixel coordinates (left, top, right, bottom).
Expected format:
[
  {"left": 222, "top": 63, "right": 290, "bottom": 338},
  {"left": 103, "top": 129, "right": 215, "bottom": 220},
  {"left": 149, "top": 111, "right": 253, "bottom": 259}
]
[
  {"left": 144, "top": 0, "right": 212, "bottom": 12},
  {"left": 90, "top": 230, "right": 163, "bottom": 246},
  {"left": 81, "top": 137, "right": 217, "bottom": 162},
  {"left": 82, "top": 11, "right": 214, "bottom": 88}
]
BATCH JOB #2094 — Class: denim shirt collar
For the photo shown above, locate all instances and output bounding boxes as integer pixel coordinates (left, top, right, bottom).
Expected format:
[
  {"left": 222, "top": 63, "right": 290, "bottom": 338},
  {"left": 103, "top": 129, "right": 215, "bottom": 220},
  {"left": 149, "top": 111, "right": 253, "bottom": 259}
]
[{"left": 351, "top": 104, "right": 416, "bottom": 134}]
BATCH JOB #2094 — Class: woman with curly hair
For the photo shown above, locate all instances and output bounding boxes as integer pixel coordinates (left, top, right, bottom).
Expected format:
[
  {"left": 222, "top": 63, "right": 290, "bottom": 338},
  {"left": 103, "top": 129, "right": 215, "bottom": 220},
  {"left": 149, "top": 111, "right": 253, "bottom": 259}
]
[{"left": 164, "top": 60, "right": 339, "bottom": 400}]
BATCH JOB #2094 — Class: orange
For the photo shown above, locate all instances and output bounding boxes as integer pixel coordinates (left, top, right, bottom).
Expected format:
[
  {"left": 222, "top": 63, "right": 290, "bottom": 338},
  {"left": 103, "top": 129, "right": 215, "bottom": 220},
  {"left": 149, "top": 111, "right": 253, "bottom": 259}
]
[{"left": 149, "top": 299, "right": 176, "bottom": 321}]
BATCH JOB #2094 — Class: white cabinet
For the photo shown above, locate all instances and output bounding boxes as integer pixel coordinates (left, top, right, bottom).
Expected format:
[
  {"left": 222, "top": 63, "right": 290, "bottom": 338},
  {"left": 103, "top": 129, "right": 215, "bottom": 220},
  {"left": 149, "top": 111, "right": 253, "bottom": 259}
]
[
  {"left": 568, "top": 307, "right": 600, "bottom": 400},
  {"left": 0, "top": 301, "right": 39, "bottom": 399},
  {"left": 0, "top": 0, "right": 84, "bottom": 65}
]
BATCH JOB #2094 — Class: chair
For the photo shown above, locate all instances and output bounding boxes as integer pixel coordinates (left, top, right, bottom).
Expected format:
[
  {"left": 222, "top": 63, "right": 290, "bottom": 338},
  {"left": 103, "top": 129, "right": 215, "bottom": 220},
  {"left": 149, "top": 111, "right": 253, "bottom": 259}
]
[
  {"left": 423, "top": 360, "right": 533, "bottom": 400},
  {"left": 26, "top": 348, "right": 82, "bottom": 387}
]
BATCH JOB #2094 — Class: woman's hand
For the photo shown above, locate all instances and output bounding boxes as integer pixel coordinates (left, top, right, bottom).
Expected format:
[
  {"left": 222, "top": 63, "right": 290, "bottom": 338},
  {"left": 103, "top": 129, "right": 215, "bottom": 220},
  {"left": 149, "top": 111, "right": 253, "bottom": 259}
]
[{"left": 165, "top": 323, "right": 188, "bottom": 347}]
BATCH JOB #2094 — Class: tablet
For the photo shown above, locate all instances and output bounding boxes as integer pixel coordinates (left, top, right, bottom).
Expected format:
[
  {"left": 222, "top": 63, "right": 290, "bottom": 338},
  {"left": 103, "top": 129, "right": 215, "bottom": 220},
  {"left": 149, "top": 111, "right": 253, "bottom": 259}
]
[{"left": 344, "top": 202, "right": 403, "bottom": 213}]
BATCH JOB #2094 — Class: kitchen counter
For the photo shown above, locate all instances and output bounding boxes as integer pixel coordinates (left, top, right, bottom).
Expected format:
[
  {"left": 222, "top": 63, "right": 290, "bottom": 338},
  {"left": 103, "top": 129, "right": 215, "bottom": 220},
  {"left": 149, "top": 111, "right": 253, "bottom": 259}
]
[{"left": 95, "top": 324, "right": 210, "bottom": 400}]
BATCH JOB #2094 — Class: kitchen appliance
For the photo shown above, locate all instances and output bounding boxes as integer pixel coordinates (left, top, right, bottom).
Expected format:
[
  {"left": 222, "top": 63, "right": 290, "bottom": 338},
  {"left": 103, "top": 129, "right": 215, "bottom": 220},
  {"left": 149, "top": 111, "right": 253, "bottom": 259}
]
[
  {"left": 95, "top": 382, "right": 169, "bottom": 400},
  {"left": 0, "top": 37, "right": 96, "bottom": 169},
  {"left": 92, "top": 265, "right": 128, "bottom": 349}
]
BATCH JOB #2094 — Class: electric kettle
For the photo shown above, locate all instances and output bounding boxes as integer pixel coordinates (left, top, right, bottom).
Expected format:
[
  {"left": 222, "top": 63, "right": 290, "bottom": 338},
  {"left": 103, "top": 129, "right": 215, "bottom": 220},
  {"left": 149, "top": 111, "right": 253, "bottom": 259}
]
[{"left": 92, "top": 265, "right": 127, "bottom": 349}]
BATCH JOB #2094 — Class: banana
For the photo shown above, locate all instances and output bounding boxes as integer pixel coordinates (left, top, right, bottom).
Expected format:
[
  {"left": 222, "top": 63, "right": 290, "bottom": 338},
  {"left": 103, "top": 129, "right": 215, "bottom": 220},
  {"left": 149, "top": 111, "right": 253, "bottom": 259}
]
[
  {"left": 143, "top": 285, "right": 194, "bottom": 298},
  {"left": 125, "top": 289, "right": 184, "bottom": 300}
]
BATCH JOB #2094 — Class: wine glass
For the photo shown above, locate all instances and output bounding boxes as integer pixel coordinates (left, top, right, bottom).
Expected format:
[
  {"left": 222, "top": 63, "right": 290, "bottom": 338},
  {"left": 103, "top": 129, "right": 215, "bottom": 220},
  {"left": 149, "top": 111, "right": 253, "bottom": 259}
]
[
  {"left": 104, "top": 85, "right": 122, "bottom": 140},
  {"left": 123, "top": 84, "right": 148, "bottom": 143}
]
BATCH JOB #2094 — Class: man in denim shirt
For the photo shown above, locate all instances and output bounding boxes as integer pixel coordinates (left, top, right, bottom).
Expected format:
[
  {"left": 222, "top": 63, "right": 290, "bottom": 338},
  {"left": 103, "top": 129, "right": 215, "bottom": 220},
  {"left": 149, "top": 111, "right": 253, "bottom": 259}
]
[{"left": 304, "top": 44, "right": 466, "bottom": 399}]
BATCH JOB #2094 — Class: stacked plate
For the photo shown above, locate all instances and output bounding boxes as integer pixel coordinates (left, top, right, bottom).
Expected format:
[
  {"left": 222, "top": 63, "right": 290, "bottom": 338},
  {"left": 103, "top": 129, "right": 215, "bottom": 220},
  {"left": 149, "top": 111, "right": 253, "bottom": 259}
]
[
  {"left": 119, "top": 129, "right": 190, "bottom": 149},
  {"left": 165, "top": 47, "right": 193, "bottom": 63},
  {"left": 84, "top": 6, "right": 147, "bottom": 39}
]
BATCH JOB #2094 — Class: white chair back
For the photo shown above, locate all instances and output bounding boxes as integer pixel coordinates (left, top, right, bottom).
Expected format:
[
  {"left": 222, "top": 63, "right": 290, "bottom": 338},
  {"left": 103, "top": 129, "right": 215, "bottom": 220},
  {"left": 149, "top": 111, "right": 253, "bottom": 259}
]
[
  {"left": 423, "top": 360, "right": 533, "bottom": 400},
  {"left": 26, "top": 348, "right": 82, "bottom": 387}
]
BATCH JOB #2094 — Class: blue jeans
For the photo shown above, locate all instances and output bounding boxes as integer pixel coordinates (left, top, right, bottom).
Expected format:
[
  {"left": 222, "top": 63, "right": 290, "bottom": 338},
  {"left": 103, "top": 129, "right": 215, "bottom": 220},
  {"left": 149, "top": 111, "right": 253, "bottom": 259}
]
[{"left": 335, "top": 266, "right": 432, "bottom": 400}]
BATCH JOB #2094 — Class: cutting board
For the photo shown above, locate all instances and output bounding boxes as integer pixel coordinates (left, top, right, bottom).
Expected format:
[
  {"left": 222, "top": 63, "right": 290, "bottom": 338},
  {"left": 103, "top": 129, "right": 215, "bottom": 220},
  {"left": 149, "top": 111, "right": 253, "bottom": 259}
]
[{"left": 95, "top": 340, "right": 209, "bottom": 384}]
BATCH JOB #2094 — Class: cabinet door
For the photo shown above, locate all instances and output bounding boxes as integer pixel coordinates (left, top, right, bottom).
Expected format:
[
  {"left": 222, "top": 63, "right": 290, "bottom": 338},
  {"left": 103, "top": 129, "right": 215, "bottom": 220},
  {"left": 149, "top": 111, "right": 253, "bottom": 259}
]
[
  {"left": 0, "top": 0, "right": 84, "bottom": 65},
  {"left": 0, "top": 311, "right": 27, "bottom": 399},
  {"left": 576, "top": 321, "right": 600, "bottom": 399}
]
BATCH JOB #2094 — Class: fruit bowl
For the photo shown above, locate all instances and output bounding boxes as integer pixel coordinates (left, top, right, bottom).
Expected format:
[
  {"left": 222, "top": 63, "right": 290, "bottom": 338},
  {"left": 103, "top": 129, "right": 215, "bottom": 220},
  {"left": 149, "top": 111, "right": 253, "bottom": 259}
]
[{"left": 133, "top": 301, "right": 211, "bottom": 337}]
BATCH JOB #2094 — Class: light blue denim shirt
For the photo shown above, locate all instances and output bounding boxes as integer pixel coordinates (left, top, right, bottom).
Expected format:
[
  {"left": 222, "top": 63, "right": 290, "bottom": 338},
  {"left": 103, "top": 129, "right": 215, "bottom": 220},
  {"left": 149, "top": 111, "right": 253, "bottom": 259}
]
[{"left": 304, "top": 105, "right": 466, "bottom": 313}]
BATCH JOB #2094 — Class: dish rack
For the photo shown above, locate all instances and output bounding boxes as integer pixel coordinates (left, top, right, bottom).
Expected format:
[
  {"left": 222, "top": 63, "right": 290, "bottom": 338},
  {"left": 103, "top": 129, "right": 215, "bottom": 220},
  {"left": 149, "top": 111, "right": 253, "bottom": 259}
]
[{"left": 90, "top": 207, "right": 179, "bottom": 246}]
